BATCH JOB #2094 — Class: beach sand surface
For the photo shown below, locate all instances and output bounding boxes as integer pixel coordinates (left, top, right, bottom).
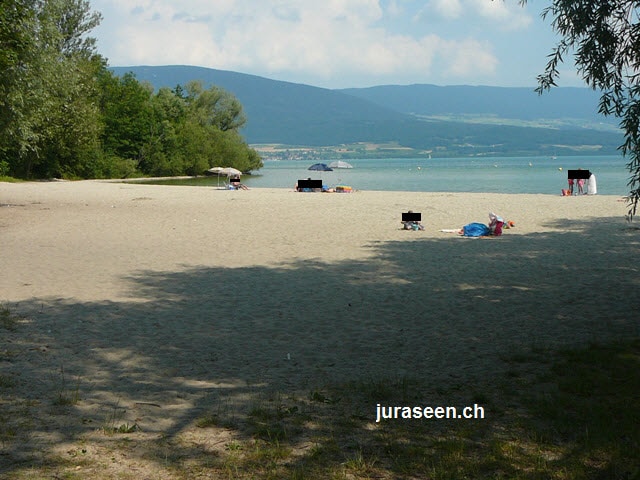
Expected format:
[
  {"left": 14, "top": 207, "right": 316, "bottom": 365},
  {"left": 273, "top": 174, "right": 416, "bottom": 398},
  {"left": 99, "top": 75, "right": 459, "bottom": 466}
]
[{"left": 1, "top": 180, "right": 639, "bottom": 475}]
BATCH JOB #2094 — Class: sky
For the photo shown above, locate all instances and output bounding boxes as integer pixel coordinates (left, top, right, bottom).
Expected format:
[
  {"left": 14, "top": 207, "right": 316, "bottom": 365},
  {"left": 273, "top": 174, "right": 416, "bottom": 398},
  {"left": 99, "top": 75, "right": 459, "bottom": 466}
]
[{"left": 89, "top": 0, "right": 584, "bottom": 89}]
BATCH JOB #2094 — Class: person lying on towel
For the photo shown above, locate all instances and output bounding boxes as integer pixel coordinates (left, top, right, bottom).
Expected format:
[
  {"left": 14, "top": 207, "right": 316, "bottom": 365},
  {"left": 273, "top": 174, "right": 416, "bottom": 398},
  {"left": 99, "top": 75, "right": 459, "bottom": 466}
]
[{"left": 456, "top": 213, "right": 509, "bottom": 237}]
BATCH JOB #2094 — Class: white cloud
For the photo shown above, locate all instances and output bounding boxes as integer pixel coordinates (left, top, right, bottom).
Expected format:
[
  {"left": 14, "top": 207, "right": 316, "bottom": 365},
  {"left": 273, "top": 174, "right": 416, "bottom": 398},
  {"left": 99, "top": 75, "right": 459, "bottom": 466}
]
[
  {"left": 469, "top": 0, "right": 532, "bottom": 30},
  {"left": 91, "top": 0, "right": 509, "bottom": 87},
  {"left": 421, "top": 0, "right": 532, "bottom": 30},
  {"left": 385, "top": 0, "right": 403, "bottom": 17},
  {"left": 430, "top": 0, "right": 463, "bottom": 20},
  {"left": 442, "top": 38, "right": 498, "bottom": 77}
]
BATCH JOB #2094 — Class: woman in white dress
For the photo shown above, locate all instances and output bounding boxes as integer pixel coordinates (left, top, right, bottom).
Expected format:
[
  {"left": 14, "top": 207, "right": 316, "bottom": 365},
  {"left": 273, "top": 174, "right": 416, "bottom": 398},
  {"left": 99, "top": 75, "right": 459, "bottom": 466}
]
[{"left": 587, "top": 172, "right": 597, "bottom": 194}]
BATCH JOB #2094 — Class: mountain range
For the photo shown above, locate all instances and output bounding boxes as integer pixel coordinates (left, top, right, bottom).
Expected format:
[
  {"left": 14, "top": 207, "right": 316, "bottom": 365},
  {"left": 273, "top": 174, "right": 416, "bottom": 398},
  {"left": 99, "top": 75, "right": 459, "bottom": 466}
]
[{"left": 110, "top": 65, "right": 622, "bottom": 157}]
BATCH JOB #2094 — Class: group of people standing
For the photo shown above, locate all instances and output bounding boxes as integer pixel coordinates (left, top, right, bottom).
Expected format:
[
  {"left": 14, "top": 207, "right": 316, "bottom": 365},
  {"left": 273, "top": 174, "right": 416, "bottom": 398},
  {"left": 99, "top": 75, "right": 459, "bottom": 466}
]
[{"left": 566, "top": 171, "right": 597, "bottom": 196}]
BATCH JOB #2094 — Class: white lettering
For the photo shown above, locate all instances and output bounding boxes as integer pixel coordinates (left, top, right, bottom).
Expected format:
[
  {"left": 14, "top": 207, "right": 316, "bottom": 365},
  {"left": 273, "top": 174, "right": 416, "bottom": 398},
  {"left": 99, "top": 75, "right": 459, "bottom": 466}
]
[{"left": 374, "top": 403, "right": 486, "bottom": 421}]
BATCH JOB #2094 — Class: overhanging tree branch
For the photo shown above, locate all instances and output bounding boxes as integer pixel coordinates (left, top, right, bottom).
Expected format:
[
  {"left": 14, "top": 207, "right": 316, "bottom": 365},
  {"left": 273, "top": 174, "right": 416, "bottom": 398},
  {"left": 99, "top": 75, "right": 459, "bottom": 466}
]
[{"left": 519, "top": 0, "right": 640, "bottom": 218}]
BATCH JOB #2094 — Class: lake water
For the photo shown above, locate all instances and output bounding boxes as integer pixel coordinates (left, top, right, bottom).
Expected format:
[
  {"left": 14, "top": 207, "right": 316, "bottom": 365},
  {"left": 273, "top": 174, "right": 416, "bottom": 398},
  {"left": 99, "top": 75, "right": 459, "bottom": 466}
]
[{"left": 149, "top": 155, "right": 634, "bottom": 195}]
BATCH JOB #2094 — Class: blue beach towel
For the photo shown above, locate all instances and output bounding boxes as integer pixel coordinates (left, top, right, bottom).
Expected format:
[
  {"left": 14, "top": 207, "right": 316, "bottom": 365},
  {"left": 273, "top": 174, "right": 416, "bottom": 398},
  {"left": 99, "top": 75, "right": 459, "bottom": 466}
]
[{"left": 462, "top": 222, "right": 491, "bottom": 237}]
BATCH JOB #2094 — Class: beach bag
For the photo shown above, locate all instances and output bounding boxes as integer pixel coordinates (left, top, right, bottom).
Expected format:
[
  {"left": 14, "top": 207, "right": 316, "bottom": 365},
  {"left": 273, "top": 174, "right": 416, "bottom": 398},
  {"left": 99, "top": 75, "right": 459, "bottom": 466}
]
[{"left": 463, "top": 223, "right": 490, "bottom": 237}]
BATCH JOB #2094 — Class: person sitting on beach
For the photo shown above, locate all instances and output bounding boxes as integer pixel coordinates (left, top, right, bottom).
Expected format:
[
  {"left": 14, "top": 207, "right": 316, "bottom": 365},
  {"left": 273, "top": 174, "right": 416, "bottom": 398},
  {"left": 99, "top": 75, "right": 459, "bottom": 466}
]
[
  {"left": 230, "top": 175, "right": 249, "bottom": 190},
  {"left": 295, "top": 178, "right": 317, "bottom": 192},
  {"left": 401, "top": 211, "right": 424, "bottom": 231}
]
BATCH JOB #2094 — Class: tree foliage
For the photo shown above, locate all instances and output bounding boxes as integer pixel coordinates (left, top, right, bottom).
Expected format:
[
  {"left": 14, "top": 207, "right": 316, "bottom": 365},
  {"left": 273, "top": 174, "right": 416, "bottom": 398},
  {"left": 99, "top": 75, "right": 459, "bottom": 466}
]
[
  {"left": 0, "top": 0, "right": 261, "bottom": 179},
  {"left": 520, "top": 0, "right": 640, "bottom": 218},
  {"left": 100, "top": 78, "right": 262, "bottom": 178},
  {"left": 0, "top": 0, "right": 41, "bottom": 174},
  {"left": 0, "top": 0, "right": 104, "bottom": 178}
]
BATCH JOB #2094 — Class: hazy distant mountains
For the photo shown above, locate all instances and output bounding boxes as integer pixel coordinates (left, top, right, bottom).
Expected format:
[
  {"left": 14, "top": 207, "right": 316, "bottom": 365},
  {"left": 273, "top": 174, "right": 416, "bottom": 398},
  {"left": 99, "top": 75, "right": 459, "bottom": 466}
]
[
  {"left": 110, "top": 65, "right": 622, "bottom": 157},
  {"left": 339, "top": 84, "right": 608, "bottom": 122}
]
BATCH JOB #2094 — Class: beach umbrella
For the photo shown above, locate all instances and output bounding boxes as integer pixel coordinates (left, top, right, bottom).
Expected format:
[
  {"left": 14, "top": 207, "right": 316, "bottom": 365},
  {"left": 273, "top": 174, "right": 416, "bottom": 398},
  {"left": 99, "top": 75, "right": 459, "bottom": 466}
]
[
  {"left": 208, "top": 166, "right": 225, "bottom": 188},
  {"left": 328, "top": 160, "right": 353, "bottom": 169},
  {"left": 308, "top": 163, "right": 333, "bottom": 171},
  {"left": 219, "top": 167, "right": 242, "bottom": 176},
  {"left": 209, "top": 166, "right": 241, "bottom": 188},
  {"left": 207, "top": 166, "right": 236, "bottom": 188},
  {"left": 220, "top": 167, "right": 243, "bottom": 190}
]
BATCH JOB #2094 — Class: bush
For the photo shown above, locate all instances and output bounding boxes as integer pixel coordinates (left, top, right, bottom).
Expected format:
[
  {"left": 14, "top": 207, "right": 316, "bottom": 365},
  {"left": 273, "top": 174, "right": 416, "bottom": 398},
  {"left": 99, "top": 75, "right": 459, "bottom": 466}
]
[{"left": 92, "top": 153, "right": 138, "bottom": 179}]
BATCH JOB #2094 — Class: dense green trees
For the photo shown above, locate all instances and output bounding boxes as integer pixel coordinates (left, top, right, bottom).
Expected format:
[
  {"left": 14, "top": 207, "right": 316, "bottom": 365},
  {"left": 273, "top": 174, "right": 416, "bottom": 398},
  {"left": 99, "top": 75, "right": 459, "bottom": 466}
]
[
  {"left": 521, "top": 0, "right": 640, "bottom": 217},
  {"left": 94, "top": 74, "right": 262, "bottom": 178},
  {"left": 0, "top": 0, "right": 261, "bottom": 179},
  {"left": 0, "top": 0, "right": 35, "bottom": 176},
  {"left": 1, "top": 0, "right": 104, "bottom": 178}
]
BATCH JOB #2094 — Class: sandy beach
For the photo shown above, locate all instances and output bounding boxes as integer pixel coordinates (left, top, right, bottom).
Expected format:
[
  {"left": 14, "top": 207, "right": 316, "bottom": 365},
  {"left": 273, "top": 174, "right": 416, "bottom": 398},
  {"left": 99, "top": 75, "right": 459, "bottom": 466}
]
[{"left": 1, "top": 180, "right": 639, "bottom": 476}]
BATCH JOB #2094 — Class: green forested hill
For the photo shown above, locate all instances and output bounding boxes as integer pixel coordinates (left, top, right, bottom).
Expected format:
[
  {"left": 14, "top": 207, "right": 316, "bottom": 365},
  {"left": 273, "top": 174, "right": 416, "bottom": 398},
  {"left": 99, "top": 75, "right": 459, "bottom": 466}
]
[{"left": 111, "top": 65, "right": 622, "bottom": 156}]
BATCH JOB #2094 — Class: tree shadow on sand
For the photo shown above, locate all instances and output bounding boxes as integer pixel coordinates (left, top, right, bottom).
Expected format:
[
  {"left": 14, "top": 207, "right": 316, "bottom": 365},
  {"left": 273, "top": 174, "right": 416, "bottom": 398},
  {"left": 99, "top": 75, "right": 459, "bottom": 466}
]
[{"left": 1, "top": 215, "right": 639, "bottom": 478}]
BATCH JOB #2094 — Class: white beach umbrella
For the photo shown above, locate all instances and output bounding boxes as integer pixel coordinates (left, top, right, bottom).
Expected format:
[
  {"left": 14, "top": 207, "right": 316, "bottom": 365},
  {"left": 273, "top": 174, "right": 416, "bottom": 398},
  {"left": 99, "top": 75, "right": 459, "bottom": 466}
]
[
  {"left": 208, "top": 166, "right": 228, "bottom": 188},
  {"left": 218, "top": 167, "right": 242, "bottom": 190},
  {"left": 328, "top": 160, "right": 353, "bottom": 169},
  {"left": 219, "top": 167, "right": 242, "bottom": 176}
]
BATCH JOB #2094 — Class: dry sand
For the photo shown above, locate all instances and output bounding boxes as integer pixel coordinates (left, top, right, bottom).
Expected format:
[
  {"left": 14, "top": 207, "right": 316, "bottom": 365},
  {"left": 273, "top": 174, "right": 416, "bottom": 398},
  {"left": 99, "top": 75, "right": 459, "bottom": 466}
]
[{"left": 1, "top": 180, "right": 639, "bottom": 474}]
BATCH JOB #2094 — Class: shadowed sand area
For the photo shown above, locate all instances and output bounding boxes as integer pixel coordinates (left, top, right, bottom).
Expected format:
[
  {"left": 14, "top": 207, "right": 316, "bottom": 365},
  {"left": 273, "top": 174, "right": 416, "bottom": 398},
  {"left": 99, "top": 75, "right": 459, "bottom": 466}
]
[{"left": 1, "top": 180, "right": 639, "bottom": 475}]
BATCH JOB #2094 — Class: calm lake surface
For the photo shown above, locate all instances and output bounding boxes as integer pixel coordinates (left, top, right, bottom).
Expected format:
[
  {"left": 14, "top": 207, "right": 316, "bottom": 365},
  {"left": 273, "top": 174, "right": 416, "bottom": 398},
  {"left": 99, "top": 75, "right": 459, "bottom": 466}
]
[{"left": 143, "top": 155, "right": 633, "bottom": 195}]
